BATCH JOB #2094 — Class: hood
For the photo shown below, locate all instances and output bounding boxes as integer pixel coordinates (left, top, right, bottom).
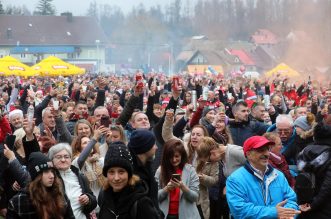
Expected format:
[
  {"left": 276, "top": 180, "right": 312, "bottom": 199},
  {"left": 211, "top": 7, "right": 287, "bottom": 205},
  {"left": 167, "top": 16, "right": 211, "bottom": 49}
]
[{"left": 297, "top": 145, "right": 331, "bottom": 173}]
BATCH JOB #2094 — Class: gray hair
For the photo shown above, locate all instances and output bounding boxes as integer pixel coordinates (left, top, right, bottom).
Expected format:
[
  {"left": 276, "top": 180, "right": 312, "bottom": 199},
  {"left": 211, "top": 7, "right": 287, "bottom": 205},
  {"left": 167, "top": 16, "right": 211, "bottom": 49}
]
[
  {"left": 42, "top": 107, "right": 52, "bottom": 118},
  {"left": 9, "top": 109, "right": 23, "bottom": 120},
  {"left": 276, "top": 114, "right": 294, "bottom": 127},
  {"left": 48, "top": 143, "right": 72, "bottom": 160}
]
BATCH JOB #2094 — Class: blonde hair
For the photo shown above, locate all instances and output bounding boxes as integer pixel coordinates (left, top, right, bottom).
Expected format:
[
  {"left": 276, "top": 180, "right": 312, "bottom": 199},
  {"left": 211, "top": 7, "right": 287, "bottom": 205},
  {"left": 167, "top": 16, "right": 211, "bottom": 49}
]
[{"left": 196, "top": 137, "right": 219, "bottom": 173}]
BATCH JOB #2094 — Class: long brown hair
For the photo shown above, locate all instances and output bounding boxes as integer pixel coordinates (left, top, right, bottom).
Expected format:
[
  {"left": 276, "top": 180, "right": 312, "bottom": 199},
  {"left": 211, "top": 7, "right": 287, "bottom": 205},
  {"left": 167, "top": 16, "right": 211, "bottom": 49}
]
[
  {"left": 28, "top": 170, "right": 66, "bottom": 219},
  {"left": 187, "top": 125, "right": 209, "bottom": 164},
  {"left": 160, "top": 139, "right": 188, "bottom": 188}
]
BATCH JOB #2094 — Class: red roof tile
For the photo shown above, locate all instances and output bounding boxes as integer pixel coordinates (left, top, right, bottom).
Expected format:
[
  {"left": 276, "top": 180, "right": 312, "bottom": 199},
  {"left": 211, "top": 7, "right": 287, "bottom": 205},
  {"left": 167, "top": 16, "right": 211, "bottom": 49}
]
[
  {"left": 251, "top": 29, "right": 278, "bottom": 45},
  {"left": 230, "top": 49, "right": 255, "bottom": 65}
]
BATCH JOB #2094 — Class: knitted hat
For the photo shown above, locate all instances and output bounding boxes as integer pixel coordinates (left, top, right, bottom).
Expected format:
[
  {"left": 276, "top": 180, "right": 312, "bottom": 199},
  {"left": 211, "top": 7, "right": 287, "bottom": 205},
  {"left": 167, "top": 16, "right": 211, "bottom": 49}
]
[
  {"left": 128, "top": 130, "right": 156, "bottom": 155},
  {"left": 103, "top": 141, "right": 133, "bottom": 177},
  {"left": 202, "top": 106, "right": 216, "bottom": 118},
  {"left": 28, "top": 152, "right": 54, "bottom": 180},
  {"left": 314, "top": 122, "right": 331, "bottom": 141},
  {"left": 294, "top": 116, "right": 311, "bottom": 131}
]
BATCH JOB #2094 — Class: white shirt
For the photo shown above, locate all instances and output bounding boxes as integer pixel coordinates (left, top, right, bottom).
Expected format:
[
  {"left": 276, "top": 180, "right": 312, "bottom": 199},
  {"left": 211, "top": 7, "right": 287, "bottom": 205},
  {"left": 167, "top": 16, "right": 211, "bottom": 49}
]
[{"left": 59, "top": 169, "right": 87, "bottom": 219}]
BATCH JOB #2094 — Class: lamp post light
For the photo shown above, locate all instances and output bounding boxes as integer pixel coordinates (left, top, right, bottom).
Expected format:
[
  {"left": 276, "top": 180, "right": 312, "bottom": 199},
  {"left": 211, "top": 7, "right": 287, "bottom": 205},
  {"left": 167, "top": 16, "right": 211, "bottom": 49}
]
[
  {"left": 164, "top": 43, "right": 173, "bottom": 76},
  {"left": 95, "top": 39, "right": 100, "bottom": 74}
]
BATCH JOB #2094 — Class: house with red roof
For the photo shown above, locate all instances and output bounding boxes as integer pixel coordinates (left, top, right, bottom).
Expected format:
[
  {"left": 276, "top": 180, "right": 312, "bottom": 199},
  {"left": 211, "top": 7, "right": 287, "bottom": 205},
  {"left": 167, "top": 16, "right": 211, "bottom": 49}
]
[
  {"left": 250, "top": 29, "right": 279, "bottom": 46},
  {"left": 229, "top": 49, "right": 257, "bottom": 71}
]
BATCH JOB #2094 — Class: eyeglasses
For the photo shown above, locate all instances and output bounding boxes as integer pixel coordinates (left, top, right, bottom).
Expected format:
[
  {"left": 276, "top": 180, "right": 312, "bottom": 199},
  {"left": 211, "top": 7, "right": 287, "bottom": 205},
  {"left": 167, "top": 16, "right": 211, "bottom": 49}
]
[
  {"left": 54, "top": 155, "right": 71, "bottom": 160},
  {"left": 277, "top": 129, "right": 291, "bottom": 134}
]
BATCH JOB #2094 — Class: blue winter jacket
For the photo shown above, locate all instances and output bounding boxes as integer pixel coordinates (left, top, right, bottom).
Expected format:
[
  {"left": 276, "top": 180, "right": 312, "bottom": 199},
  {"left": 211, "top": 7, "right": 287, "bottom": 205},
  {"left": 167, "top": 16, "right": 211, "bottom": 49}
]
[{"left": 226, "top": 162, "right": 299, "bottom": 219}]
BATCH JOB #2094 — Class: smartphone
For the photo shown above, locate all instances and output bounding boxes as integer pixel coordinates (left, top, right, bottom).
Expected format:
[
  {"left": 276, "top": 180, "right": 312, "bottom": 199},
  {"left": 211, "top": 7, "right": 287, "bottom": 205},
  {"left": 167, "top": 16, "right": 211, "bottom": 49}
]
[
  {"left": 172, "top": 76, "right": 179, "bottom": 91},
  {"left": 5, "top": 134, "right": 16, "bottom": 150},
  {"left": 100, "top": 116, "right": 110, "bottom": 128},
  {"left": 53, "top": 99, "right": 59, "bottom": 110},
  {"left": 136, "top": 73, "right": 144, "bottom": 89},
  {"left": 172, "top": 174, "right": 181, "bottom": 181},
  {"left": 264, "top": 95, "right": 270, "bottom": 109}
]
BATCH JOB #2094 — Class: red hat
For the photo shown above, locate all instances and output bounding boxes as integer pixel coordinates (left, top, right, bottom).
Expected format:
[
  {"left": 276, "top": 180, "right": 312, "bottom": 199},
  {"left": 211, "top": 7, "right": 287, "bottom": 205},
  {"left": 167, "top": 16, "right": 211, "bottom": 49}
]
[
  {"left": 245, "top": 88, "right": 257, "bottom": 108},
  {"left": 162, "top": 97, "right": 170, "bottom": 109},
  {"left": 243, "top": 136, "right": 274, "bottom": 156}
]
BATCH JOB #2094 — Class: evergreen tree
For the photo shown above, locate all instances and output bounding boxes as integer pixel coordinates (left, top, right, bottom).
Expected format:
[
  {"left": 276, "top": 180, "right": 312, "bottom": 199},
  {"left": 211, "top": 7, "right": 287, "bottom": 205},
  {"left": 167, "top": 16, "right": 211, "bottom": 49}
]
[
  {"left": 0, "top": 1, "right": 4, "bottom": 14},
  {"left": 86, "top": 0, "right": 98, "bottom": 20},
  {"left": 34, "top": 0, "right": 56, "bottom": 15}
]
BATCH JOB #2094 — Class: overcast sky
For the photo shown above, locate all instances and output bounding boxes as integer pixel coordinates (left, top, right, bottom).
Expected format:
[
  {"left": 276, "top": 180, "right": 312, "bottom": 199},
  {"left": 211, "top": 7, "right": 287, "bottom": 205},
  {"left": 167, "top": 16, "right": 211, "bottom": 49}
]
[{"left": 3, "top": 0, "right": 171, "bottom": 15}]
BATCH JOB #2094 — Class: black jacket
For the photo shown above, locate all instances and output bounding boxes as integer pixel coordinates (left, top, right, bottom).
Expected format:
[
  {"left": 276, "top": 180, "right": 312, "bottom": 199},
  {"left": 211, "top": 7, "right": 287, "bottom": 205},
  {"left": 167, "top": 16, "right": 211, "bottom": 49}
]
[
  {"left": 297, "top": 144, "right": 331, "bottom": 219},
  {"left": 98, "top": 180, "right": 159, "bottom": 219},
  {"left": 57, "top": 165, "right": 97, "bottom": 218},
  {"left": 229, "top": 119, "right": 269, "bottom": 146},
  {"left": 7, "top": 189, "right": 75, "bottom": 219}
]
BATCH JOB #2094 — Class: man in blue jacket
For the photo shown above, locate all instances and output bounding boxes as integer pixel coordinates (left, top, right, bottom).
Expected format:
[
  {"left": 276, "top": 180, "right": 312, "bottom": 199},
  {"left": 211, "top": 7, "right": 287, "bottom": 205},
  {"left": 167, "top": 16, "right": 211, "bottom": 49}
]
[{"left": 226, "top": 136, "right": 300, "bottom": 219}]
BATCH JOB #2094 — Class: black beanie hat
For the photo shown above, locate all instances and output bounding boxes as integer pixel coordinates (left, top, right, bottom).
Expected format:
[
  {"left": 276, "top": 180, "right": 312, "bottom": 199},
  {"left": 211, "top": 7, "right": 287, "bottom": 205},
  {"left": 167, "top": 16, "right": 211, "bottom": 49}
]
[
  {"left": 314, "top": 122, "right": 331, "bottom": 140},
  {"left": 28, "top": 152, "right": 54, "bottom": 180},
  {"left": 128, "top": 130, "right": 156, "bottom": 155},
  {"left": 103, "top": 141, "right": 133, "bottom": 177}
]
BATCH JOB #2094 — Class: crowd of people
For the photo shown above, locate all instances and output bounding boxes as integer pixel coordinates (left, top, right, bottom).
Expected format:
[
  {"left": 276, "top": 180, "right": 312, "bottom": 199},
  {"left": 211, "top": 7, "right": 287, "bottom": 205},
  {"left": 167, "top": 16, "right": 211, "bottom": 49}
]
[{"left": 0, "top": 71, "right": 331, "bottom": 219}]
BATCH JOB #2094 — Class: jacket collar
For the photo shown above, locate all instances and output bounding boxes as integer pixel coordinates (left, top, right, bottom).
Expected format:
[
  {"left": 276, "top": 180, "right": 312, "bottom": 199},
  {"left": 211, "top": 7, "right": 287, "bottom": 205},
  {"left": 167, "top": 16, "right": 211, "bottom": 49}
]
[{"left": 244, "top": 161, "right": 274, "bottom": 180}]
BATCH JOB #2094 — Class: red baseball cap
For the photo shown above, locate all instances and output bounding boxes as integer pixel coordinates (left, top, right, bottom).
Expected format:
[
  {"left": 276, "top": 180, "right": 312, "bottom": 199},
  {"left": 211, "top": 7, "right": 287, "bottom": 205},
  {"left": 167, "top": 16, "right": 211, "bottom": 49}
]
[{"left": 243, "top": 136, "right": 274, "bottom": 156}]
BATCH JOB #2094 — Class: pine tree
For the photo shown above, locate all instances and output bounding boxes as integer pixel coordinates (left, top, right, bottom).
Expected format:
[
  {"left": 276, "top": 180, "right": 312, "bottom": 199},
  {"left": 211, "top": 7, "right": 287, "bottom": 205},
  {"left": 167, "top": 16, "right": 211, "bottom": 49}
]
[
  {"left": 34, "top": 0, "right": 56, "bottom": 15},
  {"left": 0, "top": 0, "right": 4, "bottom": 14}
]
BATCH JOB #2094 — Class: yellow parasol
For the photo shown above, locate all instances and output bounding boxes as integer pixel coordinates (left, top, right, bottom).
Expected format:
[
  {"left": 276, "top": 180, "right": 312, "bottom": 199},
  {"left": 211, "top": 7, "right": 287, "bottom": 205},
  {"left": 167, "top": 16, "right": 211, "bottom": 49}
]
[
  {"left": 0, "top": 56, "right": 35, "bottom": 77},
  {"left": 32, "top": 56, "right": 85, "bottom": 77},
  {"left": 265, "top": 63, "right": 300, "bottom": 78}
]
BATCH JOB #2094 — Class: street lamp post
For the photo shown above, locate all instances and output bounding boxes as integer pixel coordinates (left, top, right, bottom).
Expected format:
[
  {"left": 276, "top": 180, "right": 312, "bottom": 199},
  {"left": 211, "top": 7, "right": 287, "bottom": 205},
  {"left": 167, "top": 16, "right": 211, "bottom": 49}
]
[
  {"left": 165, "top": 43, "right": 173, "bottom": 76},
  {"left": 95, "top": 39, "right": 100, "bottom": 74}
]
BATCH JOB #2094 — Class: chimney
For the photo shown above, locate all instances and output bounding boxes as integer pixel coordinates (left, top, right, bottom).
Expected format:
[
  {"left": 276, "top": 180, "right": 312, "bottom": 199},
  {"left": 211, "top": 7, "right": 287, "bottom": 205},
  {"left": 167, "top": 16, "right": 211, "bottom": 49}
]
[
  {"left": 7, "top": 28, "right": 12, "bottom": 39},
  {"left": 61, "top": 12, "right": 73, "bottom": 22}
]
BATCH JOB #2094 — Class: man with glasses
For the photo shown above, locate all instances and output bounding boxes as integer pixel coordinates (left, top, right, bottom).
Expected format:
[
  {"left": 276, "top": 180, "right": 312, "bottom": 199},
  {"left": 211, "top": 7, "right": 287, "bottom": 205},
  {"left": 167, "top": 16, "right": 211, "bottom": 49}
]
[
  {"left": 226, "top": 136, "right": 300, "bottom": 219},
  {"left": 267, "top": 114, "right": 298, "bottom": 176}
]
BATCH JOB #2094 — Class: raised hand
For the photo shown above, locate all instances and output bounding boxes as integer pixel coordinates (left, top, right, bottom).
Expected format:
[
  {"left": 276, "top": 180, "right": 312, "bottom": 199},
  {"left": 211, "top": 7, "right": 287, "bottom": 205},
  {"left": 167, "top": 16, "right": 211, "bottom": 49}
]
[
  {"left": 23, "top": 118, "right": 35, "bottom": 140},
  {"left": 165, "top": 109, "right": 174, "bottom": 122}
]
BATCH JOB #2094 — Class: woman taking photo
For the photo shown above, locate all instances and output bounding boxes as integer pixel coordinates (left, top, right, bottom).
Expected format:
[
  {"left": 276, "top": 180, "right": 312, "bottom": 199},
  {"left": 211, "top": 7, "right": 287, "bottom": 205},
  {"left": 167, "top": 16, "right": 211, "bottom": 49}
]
[
  {"left": 7, "top": 152, "right": 74, "bottom": 219},
  {"left": 98, "top": 142, "right": 159, "bottom": 219},
  {"left": 71, "top": 125, "right": 109, "bottom": 199},
  {"left": 155, "top": 139, "right": 200, "bottom": 219}
]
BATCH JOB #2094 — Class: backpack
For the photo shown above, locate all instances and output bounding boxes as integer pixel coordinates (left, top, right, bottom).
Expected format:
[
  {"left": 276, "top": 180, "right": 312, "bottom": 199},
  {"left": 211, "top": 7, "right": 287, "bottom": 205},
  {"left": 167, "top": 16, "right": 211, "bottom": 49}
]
[{"left": 294, "top": 171, "right": 316, "bottom": 205}]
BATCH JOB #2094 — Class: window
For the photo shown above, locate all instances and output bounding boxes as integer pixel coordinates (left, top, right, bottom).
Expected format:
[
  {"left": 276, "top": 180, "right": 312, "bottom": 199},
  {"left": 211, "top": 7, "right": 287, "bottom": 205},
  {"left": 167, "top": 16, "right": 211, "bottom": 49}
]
[{"left": 20, "top": 54, "right": 26, "bottom": 58}]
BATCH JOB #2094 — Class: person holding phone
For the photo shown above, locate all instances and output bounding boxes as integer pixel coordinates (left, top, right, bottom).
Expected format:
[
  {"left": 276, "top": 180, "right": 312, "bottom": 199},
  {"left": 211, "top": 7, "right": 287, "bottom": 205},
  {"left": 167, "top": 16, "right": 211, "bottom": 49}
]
[{"left": 155, "top": 139, "right": 200, "bottom": 219}]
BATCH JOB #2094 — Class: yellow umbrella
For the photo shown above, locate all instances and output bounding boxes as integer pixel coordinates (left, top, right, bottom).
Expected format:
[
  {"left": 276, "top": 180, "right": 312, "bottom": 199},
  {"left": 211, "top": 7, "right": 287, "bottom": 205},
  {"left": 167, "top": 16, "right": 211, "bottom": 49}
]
[
  {"left": 265, "top": 63, "right": 300, "bottom": 78},
  {"left": 32, "top": 56, "right": 85, "bottom": 77},
  {"left": 0, "top": 56, "right": 35, "bottom": 77}
]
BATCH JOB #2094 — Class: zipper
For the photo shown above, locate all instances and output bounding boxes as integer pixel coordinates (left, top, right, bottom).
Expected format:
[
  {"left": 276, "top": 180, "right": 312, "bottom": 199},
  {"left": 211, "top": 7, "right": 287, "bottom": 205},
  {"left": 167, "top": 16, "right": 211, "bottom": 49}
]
[
  {"left": 259, "top": 180, "right": 266, "bottom": 205},
  {"left": 107, "top": 207, "right": 119, "bottom": 219}
]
